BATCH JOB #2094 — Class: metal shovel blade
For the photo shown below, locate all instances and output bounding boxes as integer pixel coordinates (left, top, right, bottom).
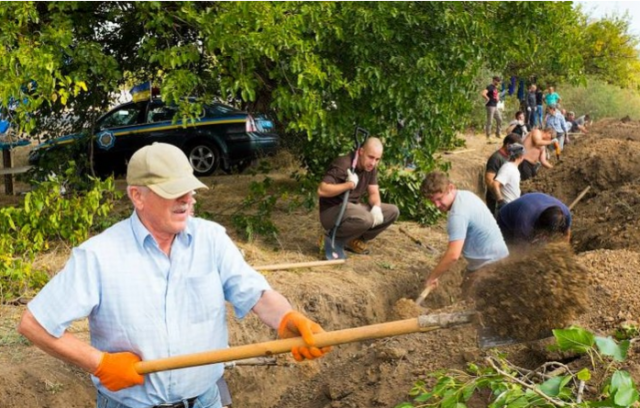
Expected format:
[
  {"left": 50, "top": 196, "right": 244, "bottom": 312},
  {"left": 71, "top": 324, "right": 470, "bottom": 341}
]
[
  {"left": 477, "top": 325, "right": 520, "bottom": 348},
  {"left": 476, "top": 324, "right": 553, "bottom": 348},
  {"left": 324, "top": 236, "right": 346, "bottom": 260}
]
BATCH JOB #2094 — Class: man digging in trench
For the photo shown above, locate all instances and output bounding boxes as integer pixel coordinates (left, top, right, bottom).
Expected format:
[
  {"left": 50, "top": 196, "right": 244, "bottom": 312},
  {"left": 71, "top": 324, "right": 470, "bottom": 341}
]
[
  {"left": 18, "top": 143, "right": 331, "bottom": 408},
  {"left": 415, "top": 172, "right": 588, "bottom": 343},
  {"left": 419, "top": 171, "right": 509, "bottom": 295}
]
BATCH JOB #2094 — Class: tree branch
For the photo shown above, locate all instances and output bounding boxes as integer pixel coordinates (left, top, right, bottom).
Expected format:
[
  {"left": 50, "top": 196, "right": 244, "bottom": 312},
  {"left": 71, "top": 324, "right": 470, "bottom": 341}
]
[{"left": 486, "top": 357, "right": 568, "bottom": 407}]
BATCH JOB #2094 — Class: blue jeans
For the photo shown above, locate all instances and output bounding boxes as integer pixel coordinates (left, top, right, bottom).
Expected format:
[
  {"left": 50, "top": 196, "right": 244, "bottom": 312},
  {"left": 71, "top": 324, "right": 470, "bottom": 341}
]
[
  {"left": 535, "top": 105, "right": 544, "bottom": 128},
  {"left": 97, "top": 384, "right": 222, "bottom": 408}
]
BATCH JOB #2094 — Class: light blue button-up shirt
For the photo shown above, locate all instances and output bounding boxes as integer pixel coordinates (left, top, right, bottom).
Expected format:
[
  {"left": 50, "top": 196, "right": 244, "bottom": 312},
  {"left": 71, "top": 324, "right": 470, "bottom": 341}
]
[
  {"left": 545, "top": 111, "right": 568, "bottom": 134},
  {"left": 28, "top": 211, "right": 271, "bottom": 407}
]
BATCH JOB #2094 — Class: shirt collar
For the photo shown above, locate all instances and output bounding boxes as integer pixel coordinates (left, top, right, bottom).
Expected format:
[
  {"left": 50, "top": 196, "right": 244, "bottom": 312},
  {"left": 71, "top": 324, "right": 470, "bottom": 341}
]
[{"left": 129, "top": 210, "right": 193, "bottom": 249}]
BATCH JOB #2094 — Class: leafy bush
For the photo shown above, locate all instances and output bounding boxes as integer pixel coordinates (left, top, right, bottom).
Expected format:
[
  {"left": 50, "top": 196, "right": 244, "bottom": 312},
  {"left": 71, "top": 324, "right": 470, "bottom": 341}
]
[
  {"left": 0, "top": 166, "right": 122, "bottom": 302},
  {"left": 231, "top": 178, "right": 279, "bottom": 242},
  {"left": 379, "top": 167, "right": 441, "bottom": 225}
]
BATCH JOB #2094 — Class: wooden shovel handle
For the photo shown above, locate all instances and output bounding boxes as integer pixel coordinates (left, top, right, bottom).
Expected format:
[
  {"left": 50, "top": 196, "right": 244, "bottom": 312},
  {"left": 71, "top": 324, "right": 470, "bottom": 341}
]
[
  {"left": 134, "top": 312, "right": 474, "bottom": 374},
  {"left": 415, "top": 285, "right": 434, "bottom": 306},
  {"left": 253, "top": 259, "right": 345, "bottom": 271},
  {"left": 569, "top": 186, "right": 591, "bottom": 210}
]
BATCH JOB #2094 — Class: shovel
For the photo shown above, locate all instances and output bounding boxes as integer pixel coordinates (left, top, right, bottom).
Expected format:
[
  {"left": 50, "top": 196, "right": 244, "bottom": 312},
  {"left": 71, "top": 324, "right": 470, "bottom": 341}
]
[{"left": 135, "top": 311, "right": 476, "bottom": 374}]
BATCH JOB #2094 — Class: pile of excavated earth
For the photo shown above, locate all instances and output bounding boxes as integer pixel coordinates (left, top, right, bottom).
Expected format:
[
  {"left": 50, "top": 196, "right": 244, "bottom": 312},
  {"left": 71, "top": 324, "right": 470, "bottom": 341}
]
[{"left": 1, "top": 118, "right": 640, "bottom": 408}]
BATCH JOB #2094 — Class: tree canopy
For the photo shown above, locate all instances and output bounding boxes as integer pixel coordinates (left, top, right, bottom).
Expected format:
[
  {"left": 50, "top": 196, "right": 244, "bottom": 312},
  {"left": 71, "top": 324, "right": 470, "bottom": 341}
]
[{"left": 1, "top": 2, "right": 638, "bottom": 220}]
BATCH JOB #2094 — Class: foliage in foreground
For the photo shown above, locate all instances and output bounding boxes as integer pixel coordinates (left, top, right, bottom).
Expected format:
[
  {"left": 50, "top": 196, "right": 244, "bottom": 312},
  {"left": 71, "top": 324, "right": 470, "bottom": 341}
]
[
  {"left": 397, "top": 327, "right": 639, "bottom": 408},
  {"left": 0, "top": 167, "right": 122, "bottom": 302}
]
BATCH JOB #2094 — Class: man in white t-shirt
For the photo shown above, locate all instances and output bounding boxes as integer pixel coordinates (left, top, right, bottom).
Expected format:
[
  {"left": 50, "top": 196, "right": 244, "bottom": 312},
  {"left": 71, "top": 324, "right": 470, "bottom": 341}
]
[{"left": 492, "top": 143, "right": 525, "bottom": 214}]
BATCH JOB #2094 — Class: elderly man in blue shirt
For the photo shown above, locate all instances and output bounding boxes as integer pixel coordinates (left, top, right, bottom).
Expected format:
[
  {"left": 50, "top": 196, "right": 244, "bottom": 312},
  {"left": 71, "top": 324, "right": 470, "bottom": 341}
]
[
  {"left": 545, "top": 105, "right": 569, "bottom": 150},
  {"left": 18, "top": 143, "right": 330, "bottom": 408}
]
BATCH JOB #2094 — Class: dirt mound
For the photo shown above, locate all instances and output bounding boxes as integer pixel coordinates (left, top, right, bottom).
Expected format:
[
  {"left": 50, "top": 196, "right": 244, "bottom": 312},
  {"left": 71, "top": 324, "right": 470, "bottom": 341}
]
[
  {"left": 392, "top": 298, "right": 424, "bottom": 320},
  {"left": 472, "top": 242, "right": 590, "bottom": 342},
  {"left": 525, "top": 136, "right": 640, "bottom": 203},
  {"left": 575, "top": 249, "right": 640, "bottom": 331},
  {"left": 589, "top": 117, "right": 640, "bottom": 142}
]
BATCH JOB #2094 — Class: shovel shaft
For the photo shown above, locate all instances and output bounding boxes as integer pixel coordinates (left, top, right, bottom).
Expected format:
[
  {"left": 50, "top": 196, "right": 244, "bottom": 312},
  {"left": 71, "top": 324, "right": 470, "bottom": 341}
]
[
  {"left": 134, "top": 312, "right": 474, "bottom": 374},
  {"left": 415, "top": 285, "right": 434, "bottom": 306},
  {"left": 254, "top": 259, "right": 345, "bottom": 271}
]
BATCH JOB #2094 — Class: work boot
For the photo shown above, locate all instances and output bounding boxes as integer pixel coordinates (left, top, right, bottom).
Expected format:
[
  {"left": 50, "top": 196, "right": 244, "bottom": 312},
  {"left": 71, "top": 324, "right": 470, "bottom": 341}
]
[{"left": 345, "top": 238, "right": 370, "bottom": 255}]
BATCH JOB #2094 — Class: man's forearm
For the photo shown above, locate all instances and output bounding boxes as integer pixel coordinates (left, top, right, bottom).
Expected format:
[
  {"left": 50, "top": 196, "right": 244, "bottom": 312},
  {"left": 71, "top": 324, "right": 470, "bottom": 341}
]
[
  {"left": 426, "top": 251, "right": 459, "bottom": 283},
  {"left": 492, "top": 181, "right": 503, "bottom": 201},
  {"left": 18, "top": 309, "right": 103, "bottom": 373},
  {"left": 368, "top": 192, "right": 381, "bottom": 208},
  {"left": 317, "top": 182, "right": 353, "bottom": 198},
  {"left": 252, "top": 290, "right": 293, "bottom": 330}
]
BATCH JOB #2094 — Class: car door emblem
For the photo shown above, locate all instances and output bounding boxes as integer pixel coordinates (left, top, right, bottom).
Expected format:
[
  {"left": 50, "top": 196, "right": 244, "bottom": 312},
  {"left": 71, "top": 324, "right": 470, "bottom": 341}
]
[{"left": 97, "top": 131, "right": 115, "bottom": 150}]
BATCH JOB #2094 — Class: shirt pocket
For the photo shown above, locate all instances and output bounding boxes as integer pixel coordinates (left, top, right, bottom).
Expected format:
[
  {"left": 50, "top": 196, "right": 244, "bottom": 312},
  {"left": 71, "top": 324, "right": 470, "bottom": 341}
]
[{"left": 184, "top": 273, "right": 224, "bottom": 325}]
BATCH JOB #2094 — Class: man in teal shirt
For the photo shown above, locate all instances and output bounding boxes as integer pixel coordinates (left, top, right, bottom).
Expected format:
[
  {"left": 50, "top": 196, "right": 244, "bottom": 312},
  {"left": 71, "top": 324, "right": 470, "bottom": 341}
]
[{"left": 544, "top": 86, "right": 561, "bottom": 107}]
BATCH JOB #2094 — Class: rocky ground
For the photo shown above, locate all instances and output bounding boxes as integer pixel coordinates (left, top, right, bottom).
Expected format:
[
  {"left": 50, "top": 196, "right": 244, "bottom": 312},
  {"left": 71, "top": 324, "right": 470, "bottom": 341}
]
[{"left": 0, "top": 119, "right": 639, "bottom": 407}]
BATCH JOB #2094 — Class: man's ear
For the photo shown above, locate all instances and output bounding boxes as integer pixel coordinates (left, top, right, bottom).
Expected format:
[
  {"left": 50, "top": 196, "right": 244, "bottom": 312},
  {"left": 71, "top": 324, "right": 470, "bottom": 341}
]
[{"left": 128, "top": 187, "right": 145, "bottom": 210}]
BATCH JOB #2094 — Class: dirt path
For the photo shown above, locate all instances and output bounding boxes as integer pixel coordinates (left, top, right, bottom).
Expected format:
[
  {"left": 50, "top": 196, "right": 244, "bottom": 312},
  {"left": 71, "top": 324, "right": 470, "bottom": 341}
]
[{"left": 2, "top": 126, "right": 640, "bottom": 408}]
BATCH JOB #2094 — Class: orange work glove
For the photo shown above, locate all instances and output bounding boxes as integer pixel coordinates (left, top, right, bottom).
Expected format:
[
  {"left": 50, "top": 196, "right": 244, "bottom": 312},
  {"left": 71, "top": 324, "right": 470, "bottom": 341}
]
[
  {"left": 553, "top": 140, "right": 561, "bottom": 159},
  {"left": 94, "top": 351, "right": 145, "bottom": 391},
  {"left": 277, "top": 310, "right": 332, "bottom": 362}
]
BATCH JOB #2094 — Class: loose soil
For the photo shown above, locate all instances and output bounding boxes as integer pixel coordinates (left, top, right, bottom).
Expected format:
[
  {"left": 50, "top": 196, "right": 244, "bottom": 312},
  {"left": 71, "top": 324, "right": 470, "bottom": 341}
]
[{"left": 1, "top": 120, "right": 640, "bottom": 407}]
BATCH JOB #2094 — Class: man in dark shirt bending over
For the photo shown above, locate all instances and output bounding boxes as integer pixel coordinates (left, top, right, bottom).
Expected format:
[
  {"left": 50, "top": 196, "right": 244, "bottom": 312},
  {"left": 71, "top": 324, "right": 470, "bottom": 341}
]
[
  {"left": 318, "top": 137, "right": 399, "bottom": 257},
  {"left": 497, "top": 192, "right": 572, "bottom": 245}
]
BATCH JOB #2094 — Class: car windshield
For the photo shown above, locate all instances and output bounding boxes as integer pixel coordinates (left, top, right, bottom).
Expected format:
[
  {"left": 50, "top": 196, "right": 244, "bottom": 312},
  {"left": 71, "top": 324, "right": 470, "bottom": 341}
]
[{"left": 98, "top": 104, "right": 143, "bottom": 129}]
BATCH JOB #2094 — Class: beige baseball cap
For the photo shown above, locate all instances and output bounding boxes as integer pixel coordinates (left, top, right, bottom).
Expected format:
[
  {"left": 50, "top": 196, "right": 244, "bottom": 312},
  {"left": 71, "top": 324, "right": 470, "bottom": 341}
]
[{"left": 126, "top": 143, "right": 208, "bottom": 199}]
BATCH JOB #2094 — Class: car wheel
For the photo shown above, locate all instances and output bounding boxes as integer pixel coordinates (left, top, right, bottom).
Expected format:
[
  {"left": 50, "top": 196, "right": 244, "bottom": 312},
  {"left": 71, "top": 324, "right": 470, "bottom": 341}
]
[{"left": 186, "top": 142, "right": 221, "bottom": 176}]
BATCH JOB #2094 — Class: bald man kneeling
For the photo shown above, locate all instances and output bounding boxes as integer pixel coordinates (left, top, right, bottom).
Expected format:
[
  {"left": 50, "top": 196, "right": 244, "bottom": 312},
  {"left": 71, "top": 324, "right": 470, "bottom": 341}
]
[{"left": 318, "top": 137, "right": 399, "bottom": 258}]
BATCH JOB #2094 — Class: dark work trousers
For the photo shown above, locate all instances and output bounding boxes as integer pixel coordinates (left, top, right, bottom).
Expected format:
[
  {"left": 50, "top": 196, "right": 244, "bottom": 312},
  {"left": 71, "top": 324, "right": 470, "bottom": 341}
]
[
  {"left": 485, "top": 191, "right": 497, "bottom": 216},
  {"left": 320, "top": 202, "right": 399, "bottom": 244}
]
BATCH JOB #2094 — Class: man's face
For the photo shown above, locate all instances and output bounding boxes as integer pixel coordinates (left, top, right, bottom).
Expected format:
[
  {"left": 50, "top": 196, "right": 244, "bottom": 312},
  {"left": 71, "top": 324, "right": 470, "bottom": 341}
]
[
  {"left": 133, "top": 187, "right": 195, "bottom": 237},
  {"left": 428, "top": 185, "right": 455, "bottom": 212},
  {"left": 516, "top": 112, "right": 525, "bottom": 121},
  {"left": 357, "top": 145, "right": 383, "bottom": 172}
]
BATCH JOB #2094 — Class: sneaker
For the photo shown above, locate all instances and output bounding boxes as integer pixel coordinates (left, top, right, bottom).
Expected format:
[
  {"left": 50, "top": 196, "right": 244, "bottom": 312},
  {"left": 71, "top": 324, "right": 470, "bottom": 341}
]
[{"left": 345, "top": 239, "right": 370, "bottom": 255}]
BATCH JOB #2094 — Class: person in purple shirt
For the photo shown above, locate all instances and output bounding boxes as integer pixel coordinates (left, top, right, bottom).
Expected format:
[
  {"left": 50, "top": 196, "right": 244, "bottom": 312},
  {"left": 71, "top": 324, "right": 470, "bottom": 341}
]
[{"left": 497, "top": 192, "right": 572, "bottom": 245}]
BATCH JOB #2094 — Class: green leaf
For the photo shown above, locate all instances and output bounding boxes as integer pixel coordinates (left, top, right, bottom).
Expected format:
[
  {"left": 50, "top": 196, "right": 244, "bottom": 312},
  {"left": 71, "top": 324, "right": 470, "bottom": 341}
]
[
  {"left": 595, "top": 336, "right": 630, "bottom": 362},
  {"left": 414, "top": 392, "right": 431, "bottom": 402},
  {"left": 614, "top": 387, "right": 639, "bottom": 406},
  {"left": 611, "top": 370, "right": 635, "bottom": 393},
  {"left": 552, "top": 327, "right": 595, "bottom": 353},
  {"left": 577, "top": 368, "right": 592, "bottom": 382},
  {"left": 539, "top": 376, "right": 569, "bottom": 397}
]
